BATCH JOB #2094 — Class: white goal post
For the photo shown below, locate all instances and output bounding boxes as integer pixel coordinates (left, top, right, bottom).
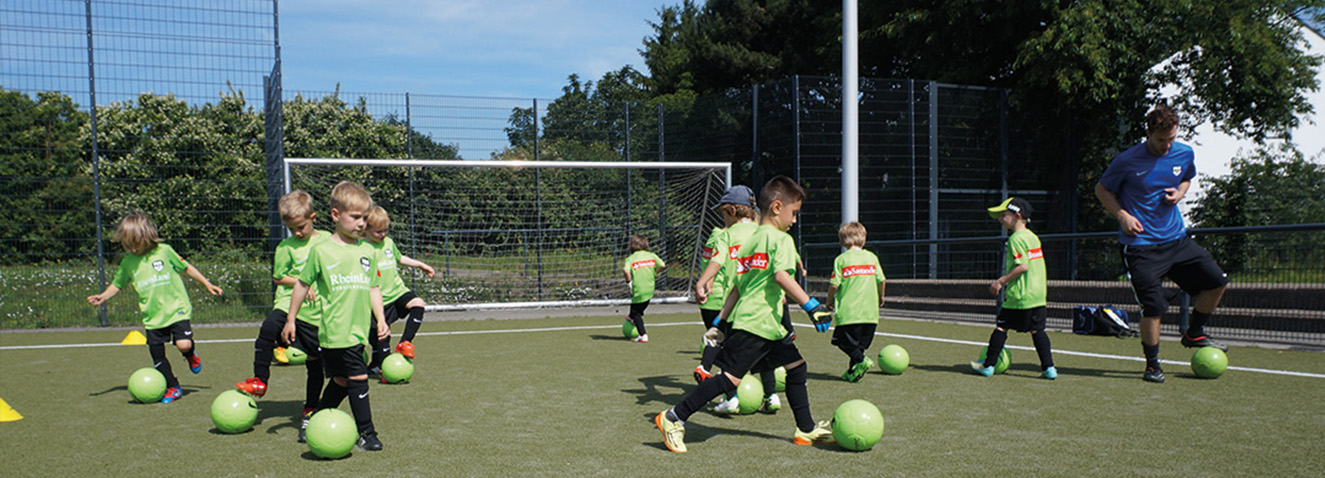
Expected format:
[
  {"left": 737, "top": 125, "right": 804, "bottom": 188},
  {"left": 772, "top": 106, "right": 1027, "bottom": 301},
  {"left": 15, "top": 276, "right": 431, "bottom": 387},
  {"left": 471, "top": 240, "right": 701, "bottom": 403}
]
[{"left": 283, "top": 158, "right": 732, "bottom": 312}]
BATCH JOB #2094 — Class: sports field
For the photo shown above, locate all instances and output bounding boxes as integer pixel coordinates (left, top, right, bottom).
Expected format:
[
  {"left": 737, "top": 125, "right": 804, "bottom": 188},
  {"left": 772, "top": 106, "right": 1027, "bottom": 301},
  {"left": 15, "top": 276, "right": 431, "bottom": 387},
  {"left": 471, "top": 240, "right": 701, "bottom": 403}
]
[{"left": 2, "top": 310, "right": 1323, "bottom": 477}]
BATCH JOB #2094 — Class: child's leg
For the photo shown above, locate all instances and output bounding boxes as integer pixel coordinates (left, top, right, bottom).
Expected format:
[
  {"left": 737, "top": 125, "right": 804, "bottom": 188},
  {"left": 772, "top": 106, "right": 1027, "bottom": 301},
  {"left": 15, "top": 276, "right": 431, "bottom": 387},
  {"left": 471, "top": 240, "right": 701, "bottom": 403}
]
[
  {"left": 672, "top": 371, "right": 737, "bottom": 421},
  {"left": 346, "top": 377, "right": 375, "bottom": 436},
  {"left": 148, "top": 343, "right": 180, "bottom": 388},
  {"left": 368, "top": 319, "right": 391, "bottom": 370},
  {"left": 401, "top": 296, "right": 426, "bottom": 343},
  {"left": 699, "top": 326, "right": 724, "bottom": 371},
  {"left": 760, "top": 369, "right": 777, "bottom": 396},
  {"left": 629, "top": 301, "right": 649, "bottom": 335},
  {"left": 832, "top": 325, "right": 866, "bottom": 368},
  {"left": 1032, "top": 331, "right": 1054, "bottom": 370},
  {"left": 782, "top": 360, "right": 817, "bottom": 433},
  {"left": 983, "top": 328, "right": 1008, "bottom": 368},
  {"left": 304, "top": 358, "right": 325, "bottom": 410},
  {"left": 319, "top": 376, "right": 348, "bottom": 410},
  {"left": 252, "top": 309, "right": 286, "bottom": 382}
]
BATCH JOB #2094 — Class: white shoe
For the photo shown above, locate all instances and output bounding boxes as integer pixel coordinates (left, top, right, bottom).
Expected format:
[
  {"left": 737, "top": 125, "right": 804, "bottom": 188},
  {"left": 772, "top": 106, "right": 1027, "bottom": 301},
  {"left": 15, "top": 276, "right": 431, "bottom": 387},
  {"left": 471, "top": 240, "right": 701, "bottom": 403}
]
[
  {"left": 713, "top": 395, "right": 739, "bottom": 414},
  {"left": 632, "top": 334, "right": 649, "bottom": 343},
  {"left": 758, "top": 394, "right": 781, "bottom": 414}
]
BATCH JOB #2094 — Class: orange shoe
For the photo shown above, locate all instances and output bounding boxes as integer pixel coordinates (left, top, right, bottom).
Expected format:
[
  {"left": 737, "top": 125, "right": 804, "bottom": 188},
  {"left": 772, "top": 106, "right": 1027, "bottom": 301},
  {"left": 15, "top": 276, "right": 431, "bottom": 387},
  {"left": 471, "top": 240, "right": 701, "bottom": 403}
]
[
  {"left": 235, "top": 377, "right": 267, "bottom": 398},
  {"left": 693, "top": 365, "right": 711, "bottom": 384},
  {"left": 395, "top": 340, "right": 415, "bottom": 359}
]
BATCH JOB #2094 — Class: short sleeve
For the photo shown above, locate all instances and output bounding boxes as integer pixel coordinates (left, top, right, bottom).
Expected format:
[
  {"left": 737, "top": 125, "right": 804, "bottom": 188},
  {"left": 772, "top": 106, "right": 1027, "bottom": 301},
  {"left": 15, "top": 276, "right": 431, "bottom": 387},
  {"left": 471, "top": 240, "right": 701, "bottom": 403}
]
[
  {"left": 874, "top": 256, "right": 886, "bottom": 282},
  {"left": 111, "top": 260, "right": 131, "bottom": 289},
  {"left": 299, "top": 249, "right": 320, "bottom": 285},
  {"left": 828, "top": 257, "right": 843, "bottom": 287},
  {"left": 1098, "top": 155, "right": 1126, "bottom": 193},
  {"left": 164, "top": 245, "right": 188, "bottom": 273},
  {"left": 770, "top": 234, "right": 797, "bottom": 274},
  {"left": 1009, "top": 236, "right": 1031, "bottom": 266},
  {"left": 272, "top": 245, "right": 291, "bottom": 280}
]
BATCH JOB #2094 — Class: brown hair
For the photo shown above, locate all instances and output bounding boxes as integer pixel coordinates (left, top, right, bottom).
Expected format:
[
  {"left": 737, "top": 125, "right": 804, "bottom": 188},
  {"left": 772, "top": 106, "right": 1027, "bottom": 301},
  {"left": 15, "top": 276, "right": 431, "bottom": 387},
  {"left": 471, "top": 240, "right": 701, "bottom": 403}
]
[
  {"left": 366, "top": 205, "right": 391, "bottom": 229},
  {"left": 112, "top": 213, "right": 160, "bottom": 256},
  {"left": 756, "top": 175, "right": 806, "bottom": 213},
  {"left": 718, "top": 203, "right": 758, "bottom": 220},
  {"left": 838, "top": 222, "right": 867, "bottom": 248},
  {"left": 329, "top": 181, "right": 372, "bottom": 213},
  {"left": 628, "top": 234, "right": 650, "bottom": 252},
  {"left": 278, "top": 190, "right": 315, "bottom": 223},
  {"left": 1146, "top": 104, "right": 1179, "bottom": 133}
]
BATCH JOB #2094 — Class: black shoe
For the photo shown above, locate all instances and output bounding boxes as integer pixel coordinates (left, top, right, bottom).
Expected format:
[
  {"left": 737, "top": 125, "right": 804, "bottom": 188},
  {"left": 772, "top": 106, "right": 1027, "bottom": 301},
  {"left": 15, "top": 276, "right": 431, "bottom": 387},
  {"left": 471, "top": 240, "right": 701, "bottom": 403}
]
[
  {"left": 1143, "top": 366, "right": 1166, "bottom": 384},
  {"left": 357, "top": 433, "right": 383, "bottom": 451},
  {"left": 1180, "top": 334, "right": 1229, "bottom": 352}
]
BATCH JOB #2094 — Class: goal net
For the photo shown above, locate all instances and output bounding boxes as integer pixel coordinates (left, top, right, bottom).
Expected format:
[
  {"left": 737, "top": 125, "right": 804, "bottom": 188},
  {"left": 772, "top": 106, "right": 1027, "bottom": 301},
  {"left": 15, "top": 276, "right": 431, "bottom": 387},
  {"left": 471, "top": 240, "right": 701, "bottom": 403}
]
[{"left": 284, "top": 158, "right": 731, "bottom": 311}]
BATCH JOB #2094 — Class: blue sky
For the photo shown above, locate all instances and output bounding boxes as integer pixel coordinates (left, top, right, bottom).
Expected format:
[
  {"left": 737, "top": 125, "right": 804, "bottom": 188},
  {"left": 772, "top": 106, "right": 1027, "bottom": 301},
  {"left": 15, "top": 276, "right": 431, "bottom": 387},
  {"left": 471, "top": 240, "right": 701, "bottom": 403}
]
[{"left": 279, "top": 0, "right": 668, "bottom": 99}]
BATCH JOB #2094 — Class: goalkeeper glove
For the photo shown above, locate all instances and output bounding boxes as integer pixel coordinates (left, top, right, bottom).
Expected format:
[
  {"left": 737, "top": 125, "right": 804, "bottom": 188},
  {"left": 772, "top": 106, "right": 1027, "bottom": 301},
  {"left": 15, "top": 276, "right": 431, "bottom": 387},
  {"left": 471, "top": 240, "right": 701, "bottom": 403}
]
[{"left": 802, "top": 298, "right": 834, "bottom": 332}]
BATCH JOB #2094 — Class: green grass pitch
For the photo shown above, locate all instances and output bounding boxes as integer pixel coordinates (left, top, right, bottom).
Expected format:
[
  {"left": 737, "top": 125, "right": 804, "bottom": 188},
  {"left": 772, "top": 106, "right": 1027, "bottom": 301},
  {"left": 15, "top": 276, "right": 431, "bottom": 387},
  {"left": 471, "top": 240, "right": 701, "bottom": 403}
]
[{"left": 2, "top": 313, "right": 1323, "bottom": 476}]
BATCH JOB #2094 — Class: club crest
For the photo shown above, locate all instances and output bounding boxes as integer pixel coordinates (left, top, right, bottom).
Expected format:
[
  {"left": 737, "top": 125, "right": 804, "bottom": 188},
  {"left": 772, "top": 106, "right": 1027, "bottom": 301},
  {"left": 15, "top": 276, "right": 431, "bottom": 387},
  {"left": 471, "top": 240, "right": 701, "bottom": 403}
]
[
  {"left": 384, "top": 248, "right": 395, "bottom": 260},
  {"left": 1172, "top": 166, "right": 1182, "bottom": 176},
  {"left": 360, "top": 257, "right": 371, "bottom": 272},
  {"left": 152, "top": 260, "right": 164, "bottom": 272}
]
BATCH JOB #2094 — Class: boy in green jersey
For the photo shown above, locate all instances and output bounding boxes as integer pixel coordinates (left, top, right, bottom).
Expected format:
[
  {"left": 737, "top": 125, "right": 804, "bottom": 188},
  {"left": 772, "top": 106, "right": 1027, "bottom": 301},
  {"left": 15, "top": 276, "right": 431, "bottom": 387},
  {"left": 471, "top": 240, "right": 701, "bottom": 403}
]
[
  {"left": 622, "top": 235, "right": 665, "bottom": 343},
  {"left": 826, "top": 222, "right": 886, "bottom": 382},
  {"left": 87, "top": 213, "right": 223, "bottom": 403},
  {"left": 971, "top": 197, "right": 1056, "bottom": 379},
  {"left": 655, "top": 176, "right": 836, "bottom": 453},
  {"left": 364, "top": 206, "right": 435, "bottom": 372},
  {"left": 235, "top": 190, "right": 329, "bottom": 441},
  {"left": 692, "top": 185, "right": 758, "bottom": 382},
  {"left": 286, "top": 181, "right": 391, "bottom": 451}
]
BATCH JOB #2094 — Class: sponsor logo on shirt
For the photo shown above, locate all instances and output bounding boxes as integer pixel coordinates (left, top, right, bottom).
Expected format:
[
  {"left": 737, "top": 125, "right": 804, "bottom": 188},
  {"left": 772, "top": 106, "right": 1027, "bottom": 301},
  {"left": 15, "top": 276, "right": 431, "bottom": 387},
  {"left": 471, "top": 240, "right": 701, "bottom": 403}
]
[
  {"left": 701, "top": 246, "right": 715, "bottom": 260},
  {"left": 632, "top": 259, "right": 656, "bottom": 270},
  {"left": 841, "top": 264, "right": 877, "bottom": 278},
  {"left": 1014, "top": 247, "right": 1045, "bottom": 261},
  {"left": 735, "top": 252, "right": 768, "bottom": 274},
  {"left": 727, "top": 244, "right": 742, "bottom": 259}
]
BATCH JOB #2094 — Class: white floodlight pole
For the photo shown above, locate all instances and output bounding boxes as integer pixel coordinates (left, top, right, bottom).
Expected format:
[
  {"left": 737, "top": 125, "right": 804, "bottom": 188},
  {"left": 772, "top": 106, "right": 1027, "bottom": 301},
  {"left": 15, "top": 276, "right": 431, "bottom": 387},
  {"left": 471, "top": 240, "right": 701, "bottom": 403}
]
[{"left": 842, "top": 0, "right": 859, "bottom": 224}]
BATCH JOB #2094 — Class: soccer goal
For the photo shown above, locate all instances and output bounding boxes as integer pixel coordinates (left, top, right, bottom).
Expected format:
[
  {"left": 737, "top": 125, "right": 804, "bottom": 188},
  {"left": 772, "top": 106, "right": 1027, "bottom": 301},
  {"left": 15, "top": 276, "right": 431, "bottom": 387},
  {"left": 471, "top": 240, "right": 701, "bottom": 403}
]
[{"left": 284, "top": 158, "right": 731, "bottom": 311}]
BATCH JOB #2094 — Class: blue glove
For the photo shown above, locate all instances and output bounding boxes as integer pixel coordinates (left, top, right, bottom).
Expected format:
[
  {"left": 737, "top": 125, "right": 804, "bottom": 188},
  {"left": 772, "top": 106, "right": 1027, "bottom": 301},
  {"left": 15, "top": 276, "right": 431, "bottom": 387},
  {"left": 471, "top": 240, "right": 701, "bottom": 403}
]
[
  {"left": 802, "top": 298, "right": 834, "bottom": 332},
  {"left": 711, "top": 315, "right": 723, "bottom": 327}
]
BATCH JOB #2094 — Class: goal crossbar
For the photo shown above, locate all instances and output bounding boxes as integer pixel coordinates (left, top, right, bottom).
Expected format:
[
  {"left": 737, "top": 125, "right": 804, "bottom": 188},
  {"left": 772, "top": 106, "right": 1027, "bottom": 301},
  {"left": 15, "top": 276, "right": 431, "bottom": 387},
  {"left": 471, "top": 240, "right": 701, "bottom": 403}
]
[{"left": 284, "top": 158, "right": 732, "bottom": 194}]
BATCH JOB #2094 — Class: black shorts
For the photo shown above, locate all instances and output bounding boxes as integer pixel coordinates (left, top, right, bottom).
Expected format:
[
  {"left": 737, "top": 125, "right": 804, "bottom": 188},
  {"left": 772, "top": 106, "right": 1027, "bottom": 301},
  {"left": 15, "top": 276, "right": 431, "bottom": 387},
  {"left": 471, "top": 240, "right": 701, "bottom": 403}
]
[
  {"left": 321, "top": 345, "right": 368, "bottom": 378},
  {"left": 995, "top": 306, "right": 1046, "bottom": 333},
  {"left": 714, "top": 329, "right": 804, "bottom": 378},
  {"left": 1121, "top": 235, "right": 1229, "bottom": 317},
  {"left": 262, "top": 309, "right": 322, "bottom": 358},
  {"left": 831, "top": 323, "right": 877, "bottom": 350},
  {"left": 699, "top": 308, "right": 720, "bottom": 328},
  {"left": 384, "top": 291, "right": 421, "bottom": 325},
  {"left": 146, "top": 321, "right": 194, "bottom": 345}
]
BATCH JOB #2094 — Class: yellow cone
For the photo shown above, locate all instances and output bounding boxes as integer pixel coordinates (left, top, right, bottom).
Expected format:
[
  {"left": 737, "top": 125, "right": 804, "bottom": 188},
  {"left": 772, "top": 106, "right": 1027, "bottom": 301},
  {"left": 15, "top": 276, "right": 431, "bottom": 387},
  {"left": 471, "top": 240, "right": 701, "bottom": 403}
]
[
  {"left": 121, "top": 330, "right": 146, "bottom": 345},
  {"left": 0, "top": 398, "right": 22, "bottom": 422}
]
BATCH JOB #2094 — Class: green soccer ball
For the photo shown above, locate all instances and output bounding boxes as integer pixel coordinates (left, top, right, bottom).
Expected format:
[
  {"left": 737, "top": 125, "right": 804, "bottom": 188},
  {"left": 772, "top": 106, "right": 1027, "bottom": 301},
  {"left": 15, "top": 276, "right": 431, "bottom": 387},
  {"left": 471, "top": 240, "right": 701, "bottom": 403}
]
[
  {"left": 305, "top": 408, "right": 357, "bottom": 459},
  {"left": 127, "top": 367, "right": 167, "bottom": 403},
  {"left": 1191, "top": 346, "right": 1228, "bottom": 379},
  {"left": 831, "top": 399, "right": 885, "bottom": 451},
  {"left": 622, "top": 319, "right": 639, "bottom": 339},
  {"left": 210, "top": 390, "right": 258, "bottom": 434},
  {"left": 285, "top": 346, "right": 307, "bottom": 365},
  {"left": 878, "top": 344, "right": 910, "bottom": 375},
  {"left": 736, "top": 373, "right": 764, "bottom": 415},
  {"left": 773, "top": 366, "right": 787, "bottom": 393},
  {"left": 978, "top": 347, "right": 1012, "bottom": 374},
  {"left": 381, "top": 353, "right": 414, "bottom": 384}
]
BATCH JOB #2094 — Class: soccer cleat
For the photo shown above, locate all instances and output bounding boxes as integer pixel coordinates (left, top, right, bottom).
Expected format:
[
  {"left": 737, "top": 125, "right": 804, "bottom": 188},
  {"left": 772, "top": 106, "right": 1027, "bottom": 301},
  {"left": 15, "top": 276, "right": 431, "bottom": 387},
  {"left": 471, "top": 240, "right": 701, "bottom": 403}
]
[
  {"left": 235, "top": 377, "right": 268, "bottom": 398},
  {"left": 1042, "top": 366, "right": 1058, "bottom": 380},
  {"left": 1180, "top": 334, "right": 1229, "bottom": 352},
  {"left": 369, "top": 366, "right": 386, "bottom": 384},
  {"left": 970, "top": 361, "right": 994, "bottom": 377},
  {"left": 187, "top": 353, "right": 202, "bottom": 374},
  {"left": 395, "top": 340, "right": 415, "bottom": 359},
  {"left": 655, "top": 410, "right": 687, "bottom": 453},
  {"left": 297, "top": 408, "right": 314, "bottom": 443},
  {"left": 273, "top": 347, "right": 290, "bottom": 364},
  {"left": 842, "top": 359, "right": 872, "bottom": 382},
  {"left": 357, "top": 433, "right": 383, "bottom": 451},
  {"left": 793, "top": 420, "right": 836, "bottom": 445},
  {"left": 712, "top": 395, "right": 740, "bottom": 415},
  {"left": 161, "top": 387, "right": 182, "bottom": 404},
  {"left": 693, "top": 365, "right": 712, "bottom": 384},
  {"left": 1143, "top": 366, "right": 1166, "bottom": 383},
  {"left": 758, "top": 394, "right": 782, "bottom": 414},
  {"left": 632, "top": 334, "right": 649, "bottom": 343}
]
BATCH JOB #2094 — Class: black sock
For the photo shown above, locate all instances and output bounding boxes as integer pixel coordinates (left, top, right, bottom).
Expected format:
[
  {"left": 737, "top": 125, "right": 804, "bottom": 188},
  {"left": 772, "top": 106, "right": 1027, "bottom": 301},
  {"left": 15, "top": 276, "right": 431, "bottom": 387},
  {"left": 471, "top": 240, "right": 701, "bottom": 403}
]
[
  {"left": 181, "top": 344, "right": 196, "bottom": 359},
  {"left": 346, "top": 379, "right": 375, "bottom": 436},
  {"left": 254, "top": 317, "right": 283, "bottom": 381},
  {"left": 700, "top": 340, "right": 721, "bottom": 370},
  {"left": 149, "top": 343, "right": 179, "bottom": 388},
  {"left": 318, "top": 380, "right": 348, "bottom": 410},
  {"left": 784, "top": 364, "right": 815, "bottom": 433},
  {"left": 1143, "top": 343, "right": 1161, "bottom": 369},
  {"left": 402, "top": 307, "right": 424, "bottom": 342},
  {"left": 984, "top": 329, "right": 1008, "bottom": 368},
  {"left": 368, "top": 324, "right": 389, "bottom": 369},
  {"left": 1188, "top": 311, "right": 1211, "bottom": 337},
  {"left": 304, "top": 359, "right": 324, "bottom": 410},
  {"left": 760, "top": 370, "right": 777, "bottom": 397},
  {"left": 675, "top": 373, "right": 735, "bottom": 421},
  {"left": 1032, "top": 331, "right": 1054, "bottom": 370},
  {"left": 836, "top": 341, "right": 862, "bottom": 368}
]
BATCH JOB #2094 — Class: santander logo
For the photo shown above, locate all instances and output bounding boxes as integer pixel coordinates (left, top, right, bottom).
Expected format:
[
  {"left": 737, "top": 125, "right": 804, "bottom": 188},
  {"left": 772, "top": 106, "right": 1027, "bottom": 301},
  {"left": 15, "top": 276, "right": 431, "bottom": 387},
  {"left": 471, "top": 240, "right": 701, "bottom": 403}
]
[
  {"left": 701, "top": 247, "right": 715, "bottom": 260},
  {"left": 841, "top": 264, "right": 877, "bottom": 278},
  {"left": 632, "top": 259, "right": 657, "bottom": 270},
  {"left": 736, "top": 252, "right": 769, "bottom": 274}
]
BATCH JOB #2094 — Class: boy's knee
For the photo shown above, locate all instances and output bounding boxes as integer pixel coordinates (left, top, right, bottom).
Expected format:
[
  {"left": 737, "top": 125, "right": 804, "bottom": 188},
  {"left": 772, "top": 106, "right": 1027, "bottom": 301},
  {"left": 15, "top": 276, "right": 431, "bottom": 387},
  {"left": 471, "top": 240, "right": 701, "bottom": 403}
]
[{"left": 407, "top": 298, "right": 426, "bottom": 309}]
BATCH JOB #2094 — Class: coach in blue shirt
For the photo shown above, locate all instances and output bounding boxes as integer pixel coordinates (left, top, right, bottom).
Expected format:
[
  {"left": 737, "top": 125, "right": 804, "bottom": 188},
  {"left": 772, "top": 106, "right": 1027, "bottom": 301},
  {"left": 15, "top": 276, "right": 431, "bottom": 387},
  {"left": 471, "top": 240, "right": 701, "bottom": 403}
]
[{"left": 1094, "top": 104, "right": 1230, "bottom": 384}]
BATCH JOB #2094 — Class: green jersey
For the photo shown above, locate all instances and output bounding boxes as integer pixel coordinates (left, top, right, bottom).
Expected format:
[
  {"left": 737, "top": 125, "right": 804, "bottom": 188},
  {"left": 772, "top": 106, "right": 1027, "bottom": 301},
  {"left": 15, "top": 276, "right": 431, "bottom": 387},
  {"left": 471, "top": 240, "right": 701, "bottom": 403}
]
[
  {"left": 1002, "top": 228, "right": 1047, "bottom": 309},
  {"left": 730, "top": 224, "right": 800, "bottom": 341},
  {"left": 111, "top": 243, "right": 192, "bottom": 329},
  {"left": 698, "top": 227, "right": 725, "bottom": 310},
  {"left": 300, "top": 238, "right": 381, "bottom": 349},
  {"left": 370, "top": 236, "right": 410, "bottom": 303},
  {"left": 272, "top": 229, "right": 330, "bottom": 325},
  {"left": 828, "top": 248, "right": 886, "bottom": 326},
  {"left": 624, "top": 250, "right": 665, "bottom": 302},
  {"left": 701, "top": 220, "right": 758, "bottom": 312}
]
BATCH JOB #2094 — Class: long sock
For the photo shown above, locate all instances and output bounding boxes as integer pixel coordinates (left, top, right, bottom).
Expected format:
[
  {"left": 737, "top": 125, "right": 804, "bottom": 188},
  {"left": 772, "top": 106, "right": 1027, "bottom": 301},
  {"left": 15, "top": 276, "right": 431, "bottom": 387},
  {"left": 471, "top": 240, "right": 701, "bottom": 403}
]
[
  {"left": 1032, "top": 331, "right": 1055, "bottom": 369},
  {"left": 368, "top": 323, "right": 390, "bottom": 369},
  {"left": 304, "top": 359, "right": 325, "bottom": 410},
  {"left": 631, "top": 313, "right": 647, "bottom": 336},
  {"left": 318, "top": 380, "right": 348, "bottom": 410},
  {"left": 675, "top": 374, "right": 735, "bottom": 421},
  {"left": 984, "top": 329, "right": 1008, "bottom": 368},
  {"left": 1143, "top": 343, "right": 1160, "bottom": 369},
  {"left": 784, "top": 364, "right": 815, "bottom": 433},
  {"left": 402, "top": 307, "right": 424, "bottom": 342},
  {"left": 254, "top": 316, "right": 283, "bottom": 382},
  {"left": 760, "top": 370, "right": 777, "bottom": 397},
  {"left": 149, "top": 343, "right": 180, "bottom": 388},
  {"left": 700, "top": 342, "right": 721, "bottom": 370},
  {"left": 346, "top": 379, "right": 375, "bottom": 436},
  {"left": 1188, "top": 311, "right": 1211, "bottom": 337}
]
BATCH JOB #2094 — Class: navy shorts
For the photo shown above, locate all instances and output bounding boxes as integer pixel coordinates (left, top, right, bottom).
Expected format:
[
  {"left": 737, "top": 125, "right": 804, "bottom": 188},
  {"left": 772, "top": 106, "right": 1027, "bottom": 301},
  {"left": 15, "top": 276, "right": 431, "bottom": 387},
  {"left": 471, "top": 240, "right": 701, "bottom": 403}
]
[
  {"left": 321, "top": 345, "right": 369, "bottom": 378},
  {"left": 146, "top": 320, "right": 194, "bottom": 345},
  {"left": 1121, "top": 235, "right": 1229, "bottom": 317},
  {"left": 995, "top": 306, "right": 1046, "bottom": 333},
  {"left": 714, "top": 329, "right": 803, "bottom": 377}
]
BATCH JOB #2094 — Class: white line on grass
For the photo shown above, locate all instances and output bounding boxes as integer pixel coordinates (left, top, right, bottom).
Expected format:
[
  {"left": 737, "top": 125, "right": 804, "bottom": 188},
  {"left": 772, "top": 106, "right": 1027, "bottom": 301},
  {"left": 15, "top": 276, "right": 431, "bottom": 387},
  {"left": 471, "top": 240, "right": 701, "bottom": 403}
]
[{"left": 3, "top": 321, "right": 1322, "bottom": 379}]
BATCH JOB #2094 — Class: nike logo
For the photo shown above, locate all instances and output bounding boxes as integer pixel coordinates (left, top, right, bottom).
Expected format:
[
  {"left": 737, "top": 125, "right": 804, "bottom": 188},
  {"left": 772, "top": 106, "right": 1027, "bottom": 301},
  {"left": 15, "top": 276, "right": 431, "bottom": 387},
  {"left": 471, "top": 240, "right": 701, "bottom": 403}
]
[
  {"left": 1135, "top": 171, "right": 1147, "bottom": 176},
  {"left": 154, "top": 361, "right": 163, "bottom": 367},
  {"left": 184, "top": 331, "right": 192, "bottom": 336},
  {"left": 411, "top": 318, "right": 423, "bottom": 323},
  {"left": 327, "top": 261, "right": 342, "bottom": 269},
  {"left": 358, "top": 392, "right": 369, "bottom": 399}
]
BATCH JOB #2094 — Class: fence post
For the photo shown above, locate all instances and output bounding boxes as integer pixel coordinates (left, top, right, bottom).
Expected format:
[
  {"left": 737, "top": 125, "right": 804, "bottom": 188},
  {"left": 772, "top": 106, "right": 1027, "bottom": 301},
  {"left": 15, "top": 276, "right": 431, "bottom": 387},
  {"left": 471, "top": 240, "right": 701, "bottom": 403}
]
[
  {"left": 928, "top": 81, "right": 939, "bottom": 279},
  {"left": 533, "top": 98, "right": 540, "bottom": 162},
  {"left": 535, "top": 168, "right": 544, "bottom": 301},
  {"left": 85, "top": 0, "right": 107, "bottom": 327},
  {"left": 657, "top": 103, "right": 667, "bottom": 286}
]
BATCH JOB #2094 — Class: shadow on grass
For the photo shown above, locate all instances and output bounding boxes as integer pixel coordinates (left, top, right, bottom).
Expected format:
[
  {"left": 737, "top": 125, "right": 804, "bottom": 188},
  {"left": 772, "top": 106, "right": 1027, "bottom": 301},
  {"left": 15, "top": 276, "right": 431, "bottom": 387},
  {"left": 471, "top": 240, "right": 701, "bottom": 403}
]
[
  {"left": 637, "top": 415, "right": 785, "bottom": 451},
  {"left": 624, "top": 375, "right": 693, "bottom": 406},
  {"left": 588, "top": 334, "right": 630, "bottom": 341},
  {"left": 91, "top": 384, "right": 209, "bottom": 404},
  {"left": 300, "top": 450, "right": 353, "bottom": 461},
  {"left": 254, "top": 399, "right": 306, "bottom": 436}
]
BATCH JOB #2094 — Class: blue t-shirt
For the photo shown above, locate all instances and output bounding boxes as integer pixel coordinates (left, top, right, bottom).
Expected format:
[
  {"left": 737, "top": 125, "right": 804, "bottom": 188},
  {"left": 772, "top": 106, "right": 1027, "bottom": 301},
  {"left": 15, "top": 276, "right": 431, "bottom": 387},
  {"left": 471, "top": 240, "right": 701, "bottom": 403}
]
[{"left": 1099, "top": 141, "right": 1196, "bottom": 246}]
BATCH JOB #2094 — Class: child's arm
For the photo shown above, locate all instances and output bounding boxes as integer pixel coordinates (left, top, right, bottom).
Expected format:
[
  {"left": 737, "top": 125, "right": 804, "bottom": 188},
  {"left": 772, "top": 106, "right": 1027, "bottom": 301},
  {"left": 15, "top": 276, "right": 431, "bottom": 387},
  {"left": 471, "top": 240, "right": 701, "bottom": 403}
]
[
  {"left": 283, "top": 280, "right": 311, "bottom": 344},
  {"left": 990, "top": 264, "right": 1029, "bottom": 296},
  {"left": 717, "top": 284, "right": 741, "bottom": 320},
  {"left": 826, "top": 284, "right": 839, "bottom": 308},
  {"left": 878, "top": 281, "right": 886, "bottom": 307},
  {"left": 184, "top": 264, "right": 223, "bottom": 296},
  {"left": 776, "top": 270, "right": 834, "bottom": 331},
  {"left": 275, "top": 275, "right": 317, "bottom": 302},
  {"left": 399, "top": 255, "right": 436, "bottom": 278},
  {"left": 371, "top": 287, "right": 390, "bottom": 341},
  {"left": 87, "top": 285, "right": 121, "bottom": 306},
  {"left": 693, "top": 259, "right": 724, "bottom": 304}
]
